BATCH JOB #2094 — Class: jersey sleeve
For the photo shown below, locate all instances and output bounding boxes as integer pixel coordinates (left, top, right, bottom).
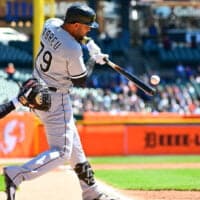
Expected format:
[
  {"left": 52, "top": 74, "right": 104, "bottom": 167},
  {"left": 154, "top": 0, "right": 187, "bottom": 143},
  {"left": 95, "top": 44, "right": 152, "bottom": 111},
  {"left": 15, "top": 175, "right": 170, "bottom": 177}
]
[{"left": 67, "top": 47, "right": 88, "bottom": 79}]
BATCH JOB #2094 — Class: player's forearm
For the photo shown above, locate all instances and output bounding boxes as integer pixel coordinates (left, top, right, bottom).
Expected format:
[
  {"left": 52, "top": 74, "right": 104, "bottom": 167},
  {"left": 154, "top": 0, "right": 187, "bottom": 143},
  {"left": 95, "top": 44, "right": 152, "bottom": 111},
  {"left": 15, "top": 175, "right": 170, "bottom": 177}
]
[
  {"left": 0, "top": 98, "right": 21, "bottom": 119},
  {"left": 0, "top": 101, "right": 16, "bottom": 119},
  {"left": 82, "top": 36, "right": 101, "bottom": 56},
  {"left": 85, "top": 57, "right": 96, "bottom": 77}
]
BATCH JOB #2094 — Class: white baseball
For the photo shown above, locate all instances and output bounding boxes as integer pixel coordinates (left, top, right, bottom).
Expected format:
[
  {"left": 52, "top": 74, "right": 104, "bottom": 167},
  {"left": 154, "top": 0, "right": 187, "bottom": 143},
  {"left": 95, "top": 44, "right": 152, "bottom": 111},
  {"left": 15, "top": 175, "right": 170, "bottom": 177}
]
[{"left": 150, "top": 75, "right": 160, "bottom": 85}]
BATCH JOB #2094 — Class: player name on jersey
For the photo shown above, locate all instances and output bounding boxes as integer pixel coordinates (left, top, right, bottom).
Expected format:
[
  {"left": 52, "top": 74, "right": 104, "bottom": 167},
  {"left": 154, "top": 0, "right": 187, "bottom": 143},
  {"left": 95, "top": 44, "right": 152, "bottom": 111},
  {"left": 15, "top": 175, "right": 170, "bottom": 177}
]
[{"left": 42, "top": 27, "right": 62, "bottom": 50}]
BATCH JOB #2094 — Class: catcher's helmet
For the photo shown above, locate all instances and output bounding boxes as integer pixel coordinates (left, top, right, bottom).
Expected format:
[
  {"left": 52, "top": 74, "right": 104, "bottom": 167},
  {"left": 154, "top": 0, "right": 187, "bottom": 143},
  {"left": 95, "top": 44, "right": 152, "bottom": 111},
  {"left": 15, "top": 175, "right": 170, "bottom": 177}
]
[{"left": 64, "top": 3, "right": 99, "bottom": 28}]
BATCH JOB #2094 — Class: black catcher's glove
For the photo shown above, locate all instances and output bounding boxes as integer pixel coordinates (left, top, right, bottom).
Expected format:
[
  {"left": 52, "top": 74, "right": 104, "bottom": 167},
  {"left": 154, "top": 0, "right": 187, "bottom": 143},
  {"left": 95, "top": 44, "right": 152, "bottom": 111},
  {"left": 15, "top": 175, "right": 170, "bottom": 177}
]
[{"left": 18, "top": 78, "right": 51, "bottom": 111}]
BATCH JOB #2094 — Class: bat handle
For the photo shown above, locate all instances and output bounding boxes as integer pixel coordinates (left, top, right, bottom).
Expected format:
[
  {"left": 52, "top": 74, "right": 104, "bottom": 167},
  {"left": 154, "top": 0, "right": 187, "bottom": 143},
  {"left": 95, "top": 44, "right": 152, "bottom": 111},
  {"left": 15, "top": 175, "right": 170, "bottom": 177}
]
[
  {"left": 103, "top": 57, "right": 109, "bottom": 62},
  {"left": 103, "top": 57, "right": 110, "bottom": 63},
  {"left": 103, "top": 57, "right": 115, "bottom": 67}
]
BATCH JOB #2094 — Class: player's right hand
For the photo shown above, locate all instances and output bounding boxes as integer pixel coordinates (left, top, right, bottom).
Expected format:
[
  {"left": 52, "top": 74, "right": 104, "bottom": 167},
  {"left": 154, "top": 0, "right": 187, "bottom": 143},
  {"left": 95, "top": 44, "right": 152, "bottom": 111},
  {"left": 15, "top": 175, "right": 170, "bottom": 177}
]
[{"left": 92, "top": 53, "right": 109, "bottom": 65}]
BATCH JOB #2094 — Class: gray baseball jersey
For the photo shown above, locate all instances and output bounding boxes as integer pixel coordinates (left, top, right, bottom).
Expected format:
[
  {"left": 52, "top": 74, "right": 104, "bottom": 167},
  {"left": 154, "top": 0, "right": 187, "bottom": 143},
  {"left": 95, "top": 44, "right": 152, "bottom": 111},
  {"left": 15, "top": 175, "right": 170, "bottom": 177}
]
[
  {"left": 5, "top": 18, "right": 101, "bottom": 199},
  {"left": 33, "top": 18, "right": 87, "bottom": 92}
]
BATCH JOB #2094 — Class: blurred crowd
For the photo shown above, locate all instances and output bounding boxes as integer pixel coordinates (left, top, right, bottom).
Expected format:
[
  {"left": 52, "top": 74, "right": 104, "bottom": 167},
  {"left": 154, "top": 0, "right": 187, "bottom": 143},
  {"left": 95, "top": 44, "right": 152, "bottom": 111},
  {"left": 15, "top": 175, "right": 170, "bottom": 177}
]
[
  {"left": 0, "top": 62, "right": 199, "bottom": 116},
  {"left": 70, "top": 73, "right": 200, "bottom": 115}
]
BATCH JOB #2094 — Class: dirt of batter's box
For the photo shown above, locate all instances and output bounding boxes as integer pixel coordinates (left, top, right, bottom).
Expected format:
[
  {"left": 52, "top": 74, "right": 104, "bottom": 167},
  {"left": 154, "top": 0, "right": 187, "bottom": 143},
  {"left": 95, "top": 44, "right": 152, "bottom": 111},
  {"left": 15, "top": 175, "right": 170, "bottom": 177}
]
[{"left": 1, "top": 162, "right": 200, "bottom": 200}]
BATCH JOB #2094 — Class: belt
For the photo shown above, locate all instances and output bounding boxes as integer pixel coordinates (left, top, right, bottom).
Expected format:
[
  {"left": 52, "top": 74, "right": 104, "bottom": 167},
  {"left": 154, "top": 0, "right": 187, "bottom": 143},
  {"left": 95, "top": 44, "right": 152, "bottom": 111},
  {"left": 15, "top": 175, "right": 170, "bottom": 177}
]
[
  {"left": 48, "top": 87, "right": 70, "bottom": 93},
  {"left": 48, "top": 87, "right": 57, "bottom": 92}
]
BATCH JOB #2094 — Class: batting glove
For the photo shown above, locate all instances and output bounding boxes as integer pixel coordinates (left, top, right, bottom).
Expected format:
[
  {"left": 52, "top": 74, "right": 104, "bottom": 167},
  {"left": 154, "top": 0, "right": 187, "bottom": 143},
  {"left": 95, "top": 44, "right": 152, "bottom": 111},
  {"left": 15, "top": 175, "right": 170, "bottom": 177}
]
[
  {"left": 92, "top": 53, "right": 109, "bottom": 65},
  {"left": 86, "top": 39, "right": 109, "bottom": 65}
]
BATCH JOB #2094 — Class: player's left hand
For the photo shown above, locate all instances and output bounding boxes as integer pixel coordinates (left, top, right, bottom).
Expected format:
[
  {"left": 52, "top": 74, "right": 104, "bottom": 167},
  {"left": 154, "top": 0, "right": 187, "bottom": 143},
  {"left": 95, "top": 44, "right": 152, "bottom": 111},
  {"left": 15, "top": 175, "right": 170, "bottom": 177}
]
[{"left": 92, "top": 53, "right": 109, "bottom": 65}]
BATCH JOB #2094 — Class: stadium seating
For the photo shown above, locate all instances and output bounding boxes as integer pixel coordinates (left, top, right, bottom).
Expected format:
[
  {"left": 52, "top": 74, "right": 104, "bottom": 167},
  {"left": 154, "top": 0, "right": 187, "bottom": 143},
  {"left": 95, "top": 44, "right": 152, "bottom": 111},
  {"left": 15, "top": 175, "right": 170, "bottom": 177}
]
[
  {"left": 0, "top": 67, "right": 199, "bottom": 114},
  {"left": 0, "top": 77, "right": 19, "bottom": 103},
  {"left": 0, "top": 42, "right": 32, "bottom": 69},
  {"left": 9, "top": 41, "right": 33, "bottom": 55},
  {"left": 158, "top": 46, "right": 200, "bottom": 66}
]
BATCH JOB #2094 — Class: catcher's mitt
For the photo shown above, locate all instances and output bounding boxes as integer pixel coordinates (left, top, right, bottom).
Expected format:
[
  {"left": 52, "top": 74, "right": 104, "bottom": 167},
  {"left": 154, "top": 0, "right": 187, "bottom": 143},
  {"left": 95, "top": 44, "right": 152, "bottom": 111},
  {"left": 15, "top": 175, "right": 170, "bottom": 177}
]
[{"left": 18, "top": 78, "right": 51, "bottom": 111}]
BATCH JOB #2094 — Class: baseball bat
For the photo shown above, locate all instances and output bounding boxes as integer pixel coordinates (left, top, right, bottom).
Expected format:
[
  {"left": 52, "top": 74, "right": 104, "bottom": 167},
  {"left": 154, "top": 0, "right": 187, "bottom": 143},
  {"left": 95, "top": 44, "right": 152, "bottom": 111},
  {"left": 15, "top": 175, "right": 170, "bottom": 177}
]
[{"left": 104, "top": 58, "right": 156, "bottom": 96}]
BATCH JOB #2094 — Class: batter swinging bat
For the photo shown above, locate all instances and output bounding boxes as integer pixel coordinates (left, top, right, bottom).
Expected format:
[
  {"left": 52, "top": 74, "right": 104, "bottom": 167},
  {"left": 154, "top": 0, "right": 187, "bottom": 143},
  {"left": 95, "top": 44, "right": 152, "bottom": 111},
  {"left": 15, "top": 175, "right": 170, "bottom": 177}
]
[{"left": 104, "top": 58, "right": 156, "bottom": 96}]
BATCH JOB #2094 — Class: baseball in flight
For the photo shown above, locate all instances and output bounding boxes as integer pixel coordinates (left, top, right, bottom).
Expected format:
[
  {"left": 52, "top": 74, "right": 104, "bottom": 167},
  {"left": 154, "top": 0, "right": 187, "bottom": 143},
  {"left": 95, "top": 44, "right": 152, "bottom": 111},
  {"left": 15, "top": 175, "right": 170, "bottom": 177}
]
[{"left": 150, "top": 75, "right": 160, "bottom": 85}]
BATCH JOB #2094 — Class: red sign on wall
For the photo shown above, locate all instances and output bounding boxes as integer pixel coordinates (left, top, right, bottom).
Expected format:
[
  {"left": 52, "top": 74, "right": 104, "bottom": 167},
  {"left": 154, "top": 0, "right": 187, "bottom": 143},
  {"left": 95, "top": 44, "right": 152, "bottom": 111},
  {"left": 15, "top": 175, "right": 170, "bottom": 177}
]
[{"left": 0, "top": 112, "right": 36, "bottom": 157}]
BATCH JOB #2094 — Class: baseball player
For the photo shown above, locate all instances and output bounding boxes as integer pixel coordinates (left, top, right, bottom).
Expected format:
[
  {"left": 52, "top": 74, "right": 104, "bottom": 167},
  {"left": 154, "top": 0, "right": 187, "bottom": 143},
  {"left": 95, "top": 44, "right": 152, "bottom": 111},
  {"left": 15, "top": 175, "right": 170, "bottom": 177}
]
[{"left": 3, "top": 3, "right": 120, "bottom": 200}]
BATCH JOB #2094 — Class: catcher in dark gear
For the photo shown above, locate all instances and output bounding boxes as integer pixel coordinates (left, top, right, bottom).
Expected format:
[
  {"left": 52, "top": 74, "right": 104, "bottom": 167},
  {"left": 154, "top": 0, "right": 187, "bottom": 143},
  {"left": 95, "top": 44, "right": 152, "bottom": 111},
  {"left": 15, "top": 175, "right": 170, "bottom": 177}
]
[{"left": 18, "top": 78, "right": 51, "bottom": 111}]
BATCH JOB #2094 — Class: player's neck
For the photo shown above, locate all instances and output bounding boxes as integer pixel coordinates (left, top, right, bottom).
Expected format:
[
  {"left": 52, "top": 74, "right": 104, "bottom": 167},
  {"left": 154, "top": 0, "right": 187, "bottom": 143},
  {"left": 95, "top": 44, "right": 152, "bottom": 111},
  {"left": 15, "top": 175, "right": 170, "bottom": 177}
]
[{"left": 61, "top": 24, "right": 83, "bottom": 43}]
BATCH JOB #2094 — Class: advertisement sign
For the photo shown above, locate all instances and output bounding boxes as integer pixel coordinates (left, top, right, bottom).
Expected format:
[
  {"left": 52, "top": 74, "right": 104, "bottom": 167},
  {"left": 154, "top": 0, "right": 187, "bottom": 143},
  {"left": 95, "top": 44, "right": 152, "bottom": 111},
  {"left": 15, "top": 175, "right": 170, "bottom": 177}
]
[{"left": 0, "top": 112, "right": 36, "bottom": 157}]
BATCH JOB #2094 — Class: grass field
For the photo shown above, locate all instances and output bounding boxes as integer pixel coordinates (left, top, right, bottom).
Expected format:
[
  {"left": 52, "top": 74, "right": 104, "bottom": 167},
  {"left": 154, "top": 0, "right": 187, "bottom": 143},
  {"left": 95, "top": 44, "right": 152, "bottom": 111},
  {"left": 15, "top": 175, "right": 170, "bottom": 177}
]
[
  {"left": 89, "top": 155, "right": 200, "bottom": 164},
  {"left": 0, "top": 175, "right": 4, "bottom": 191},
  {"left": 1, "top": 155, "right": 200, "bottom": 192},
  {"left": 91, "top": 155, "right": 200, "bottom": 190},
  {"left": 95, "top": 169, "right": 200, "bottom": 190}
]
